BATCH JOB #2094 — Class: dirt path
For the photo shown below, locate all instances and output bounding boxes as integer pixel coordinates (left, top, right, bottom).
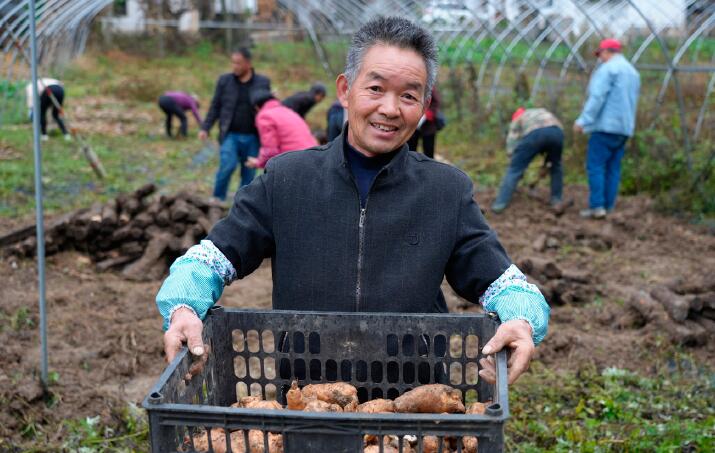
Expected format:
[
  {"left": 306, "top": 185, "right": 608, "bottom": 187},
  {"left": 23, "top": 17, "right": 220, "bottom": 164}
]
[{"left": 1, "top": 184, "right": 713, "bottom": 446}]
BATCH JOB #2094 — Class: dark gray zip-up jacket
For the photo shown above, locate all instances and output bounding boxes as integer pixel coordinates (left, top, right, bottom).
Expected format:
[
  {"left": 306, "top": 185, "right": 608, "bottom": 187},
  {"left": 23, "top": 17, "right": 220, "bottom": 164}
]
[
  {"left": 202, "top": 70, "right": 271, "bottom": 143},
  {"left": 207, "top": 127, "right": 512, "bottom": 313}
]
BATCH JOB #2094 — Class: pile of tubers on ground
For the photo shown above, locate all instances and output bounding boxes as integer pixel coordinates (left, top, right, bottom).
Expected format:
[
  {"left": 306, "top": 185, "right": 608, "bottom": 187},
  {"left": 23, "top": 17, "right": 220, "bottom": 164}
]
[
  {"left": 188, "top": 381, "right": 489, "bottom": 453},
  {"left": 4, "top": 184, "right": 225, "bottom": 281}
]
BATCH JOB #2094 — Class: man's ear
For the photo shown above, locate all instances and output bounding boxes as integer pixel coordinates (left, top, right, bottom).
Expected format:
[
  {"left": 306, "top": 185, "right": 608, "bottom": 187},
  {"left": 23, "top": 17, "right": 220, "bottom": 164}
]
[{"left": 336, "top": 74, "right": 349, "bottom": 109}]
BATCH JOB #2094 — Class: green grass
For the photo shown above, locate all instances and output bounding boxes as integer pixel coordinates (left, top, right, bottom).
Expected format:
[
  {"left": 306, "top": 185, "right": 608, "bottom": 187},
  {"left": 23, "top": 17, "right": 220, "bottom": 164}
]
[{"left": 508, "top": 362, "right": 715, "bottom": 451}]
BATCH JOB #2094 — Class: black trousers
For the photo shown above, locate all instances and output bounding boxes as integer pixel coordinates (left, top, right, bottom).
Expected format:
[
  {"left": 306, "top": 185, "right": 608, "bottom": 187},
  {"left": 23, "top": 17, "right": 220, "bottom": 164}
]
[
  {"left": 40, "top": 85, "right": 67, "bottom": 135},
  {"left": 407, "top": 130, "right": 436, "bottom": 158},
  {"left": 158, "top": 95, "right": 187, "bottom": 137}
]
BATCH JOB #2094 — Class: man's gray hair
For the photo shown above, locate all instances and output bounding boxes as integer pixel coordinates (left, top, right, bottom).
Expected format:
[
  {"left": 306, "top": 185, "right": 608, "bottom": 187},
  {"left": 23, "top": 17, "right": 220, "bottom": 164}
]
[{"left": 344, "top": 16, "right": 438, "bottom": 102}]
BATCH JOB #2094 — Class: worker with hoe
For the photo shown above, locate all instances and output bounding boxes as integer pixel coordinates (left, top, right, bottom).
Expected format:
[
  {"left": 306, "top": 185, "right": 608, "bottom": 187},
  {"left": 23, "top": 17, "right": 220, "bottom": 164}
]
[
  {"left": 282, "top": 82, "right": 327, "bottom": 118},
  {"left": 491, "top": 107, "right": 564, "bottom": 214},
  {"left": 25, "top": 77, "right": 71, "bottom": 141},
  {"left": 574, "top": 38, "right": 640, "bottom": 219},
  {"left": 157, "top": 17, "right": 550, "bottom": 385},
  {"left": 199, "top": 47, "right": 272, "bottom": 201}
]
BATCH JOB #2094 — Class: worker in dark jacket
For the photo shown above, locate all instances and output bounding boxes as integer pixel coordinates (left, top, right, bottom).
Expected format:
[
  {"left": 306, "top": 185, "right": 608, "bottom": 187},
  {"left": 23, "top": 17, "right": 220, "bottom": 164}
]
[
  {"left": 157, "top": 17, "right": 549, "bottom": 386},
  {"left": 282, "top": 83, "right": 326, "bottom": 118},
  {"left": 326, "top": 99, "right": 346, "bottom": 142},
  {"left": 407, "top": 85, "right": 442, "bottom": 158},
  {"left": 199, "top": 48, "right": 271, "bottom": 200}
]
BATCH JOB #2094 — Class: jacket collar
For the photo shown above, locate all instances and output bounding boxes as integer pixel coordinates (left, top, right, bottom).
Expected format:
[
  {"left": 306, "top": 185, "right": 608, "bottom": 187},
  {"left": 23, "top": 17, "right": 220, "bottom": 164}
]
[
  {"left": 329, "top": 121, "right": 410, "bottom": 177},
  {"left": 234, "top": 68, "right": 255, "bottom": 84}
]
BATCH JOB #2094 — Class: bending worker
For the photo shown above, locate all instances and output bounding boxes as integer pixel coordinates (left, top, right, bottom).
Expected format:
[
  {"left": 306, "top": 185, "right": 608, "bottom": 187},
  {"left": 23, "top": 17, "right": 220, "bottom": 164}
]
[
  {"left": 245, "top": 89, "right": 318, "bottom": 169},
  {"left": 492, "top": 107, "right": 564, "bottom": 213},
  {"left": 158, "top": 91, "right": 201, "bottom": 138},
  {"left": 26, "top": 78, "right": 70, "bottom": 141},
  {"left": 156, "top": 17, "right": 550, "bottom": 385},
  {"left": 282, "top": 82, "right": 327, "bottom": 118}
]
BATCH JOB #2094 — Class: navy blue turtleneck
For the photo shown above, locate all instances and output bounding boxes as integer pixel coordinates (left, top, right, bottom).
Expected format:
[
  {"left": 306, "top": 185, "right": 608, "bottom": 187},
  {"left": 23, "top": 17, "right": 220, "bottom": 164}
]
[{"left": 344, "top": 137, "right": 399, "bottom": 207}]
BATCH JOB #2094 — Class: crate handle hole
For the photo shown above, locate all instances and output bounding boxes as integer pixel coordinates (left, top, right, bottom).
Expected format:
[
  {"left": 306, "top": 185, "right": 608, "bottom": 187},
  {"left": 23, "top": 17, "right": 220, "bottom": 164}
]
[
  {"left": 148, "top": 392, "right": 162, "bottom": 404},
  {"left": 487, "top": 403, "right": 503, "bottom": 416}
]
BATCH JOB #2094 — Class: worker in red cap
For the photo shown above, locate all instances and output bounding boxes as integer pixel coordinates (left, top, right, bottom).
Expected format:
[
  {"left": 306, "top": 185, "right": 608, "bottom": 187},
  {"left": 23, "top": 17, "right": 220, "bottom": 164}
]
[
  {"left": 573, "top": 38, "right": 640, "bottom": 219},
  {"left": 491, "top": 107, "right": 564, "bottom": 214}
]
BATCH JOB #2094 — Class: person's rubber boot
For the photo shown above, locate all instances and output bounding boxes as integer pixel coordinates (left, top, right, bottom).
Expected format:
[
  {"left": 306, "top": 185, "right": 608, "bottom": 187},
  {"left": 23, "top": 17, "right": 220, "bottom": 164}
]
[
  {"left": 491, "top": 202, "right": 508, "bottom": 214},
  {"left": 579, "top": 207, "right": 606, "bottom": 219},
  {"left": 41, "top": 134, "right": 49, "bottom": 141}
]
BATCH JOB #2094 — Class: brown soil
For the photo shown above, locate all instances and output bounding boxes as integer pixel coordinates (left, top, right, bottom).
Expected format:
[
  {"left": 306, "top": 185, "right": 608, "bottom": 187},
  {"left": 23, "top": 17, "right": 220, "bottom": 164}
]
[
  {"left": 1, "top": 184, "right": 713, "bottom": 447},
  {"left": 69, "top": 96, "right": 158, "bottom": 136}
]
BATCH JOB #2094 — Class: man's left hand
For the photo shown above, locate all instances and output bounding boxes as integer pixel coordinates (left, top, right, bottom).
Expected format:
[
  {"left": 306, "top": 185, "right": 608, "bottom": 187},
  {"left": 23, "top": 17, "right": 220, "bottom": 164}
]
[{"left": 478, "top": 319, "right": 535, "bottom": 385}]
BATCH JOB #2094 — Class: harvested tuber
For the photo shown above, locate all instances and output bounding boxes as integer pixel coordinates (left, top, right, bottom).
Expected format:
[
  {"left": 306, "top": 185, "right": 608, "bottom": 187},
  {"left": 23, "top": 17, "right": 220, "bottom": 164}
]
[
  {"left": 357, "top": 398, "right": 395, "bottom": 413},
  {"left": 462, "top": 436, "right": 478, "bottom": 453},
  {"left": 364, "top": 446, "right": 399, "bottom": 453},
  {"left": 286, "top": 381, "right": 307, "bottom": 410},
  {"left": 301, "top": 382, "right": 359, "bottom": 411},
  {"left": 420, "top": 436, "right": 442, "bottom": 453},
  {"left": 393, "top": 384, "right": 465, "bottom": 414},
  {"left": 184, "top": 344, "right": 210, "bottom": 381},
  {"left": 189, "top": 428, "right": 244, "bottom": 453},
  {"left": 231, "top": 396, "right": 282, "bottom": 410},
  {"left": 466, "top": 401, "right": 488, "bottom": 415},
  {"left": 363, "top": 434, "right": 414, "bottom": 453},
  {"left": 303, "top": 399, "right": 343, "bottom": 412},
  {"left": 247, "top": 429, "right": 283, "bottom": 453}
]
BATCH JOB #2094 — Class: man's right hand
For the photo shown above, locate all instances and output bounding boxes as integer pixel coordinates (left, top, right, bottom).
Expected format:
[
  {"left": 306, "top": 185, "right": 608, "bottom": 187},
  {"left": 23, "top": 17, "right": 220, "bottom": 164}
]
[
  {"left": 198, "top": 130, "right": 208, "bottom": 141},
  {"left": 164, "top": 307, "right": 205, "bottom": 362}
]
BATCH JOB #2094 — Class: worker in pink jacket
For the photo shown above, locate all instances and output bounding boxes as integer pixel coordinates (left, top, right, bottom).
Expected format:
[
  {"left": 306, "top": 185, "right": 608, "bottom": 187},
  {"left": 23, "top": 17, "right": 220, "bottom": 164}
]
[{"left": 246, "top": 89, "right": 318, "bottom": 169}]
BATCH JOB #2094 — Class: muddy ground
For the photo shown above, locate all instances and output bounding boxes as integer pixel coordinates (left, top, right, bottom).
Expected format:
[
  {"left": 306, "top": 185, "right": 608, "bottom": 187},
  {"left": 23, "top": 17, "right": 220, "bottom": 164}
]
[{"left": 1, "top": 184, "right": 714, "bottom": 448}]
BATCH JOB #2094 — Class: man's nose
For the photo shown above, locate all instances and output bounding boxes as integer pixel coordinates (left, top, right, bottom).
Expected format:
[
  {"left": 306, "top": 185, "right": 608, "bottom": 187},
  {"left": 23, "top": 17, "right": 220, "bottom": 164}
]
[{"left": 377, "top": 93, "right": 400, "bottom": 118}]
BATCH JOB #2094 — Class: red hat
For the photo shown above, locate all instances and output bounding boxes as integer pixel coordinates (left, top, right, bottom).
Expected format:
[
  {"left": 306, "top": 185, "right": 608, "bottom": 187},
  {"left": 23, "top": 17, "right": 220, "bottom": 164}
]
[
  {"left": 511, "top": 107, "right": 526, "bottom": 122},
  {"left": 595, "top": 38, "right": 622, "bottom": 55}
]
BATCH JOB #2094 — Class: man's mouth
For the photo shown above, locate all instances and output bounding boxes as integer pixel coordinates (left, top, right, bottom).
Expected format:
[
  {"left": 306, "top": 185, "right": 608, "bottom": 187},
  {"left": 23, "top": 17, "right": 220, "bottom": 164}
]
[{"left": 370, "top": 122, "right": 399, "bottom": 133}]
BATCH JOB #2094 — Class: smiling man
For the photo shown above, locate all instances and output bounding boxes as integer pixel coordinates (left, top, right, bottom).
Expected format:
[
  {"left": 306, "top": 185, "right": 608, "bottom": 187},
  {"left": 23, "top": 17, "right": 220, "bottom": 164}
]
[{"left": 156, "top": 16, "right": 550, "bottom": 385}]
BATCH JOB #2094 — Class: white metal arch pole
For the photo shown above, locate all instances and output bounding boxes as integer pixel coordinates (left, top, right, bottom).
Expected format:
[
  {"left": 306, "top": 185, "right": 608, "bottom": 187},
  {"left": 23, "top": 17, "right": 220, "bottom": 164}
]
[{"left": 28, "top": 0, "right": 49, "bottom": 390}]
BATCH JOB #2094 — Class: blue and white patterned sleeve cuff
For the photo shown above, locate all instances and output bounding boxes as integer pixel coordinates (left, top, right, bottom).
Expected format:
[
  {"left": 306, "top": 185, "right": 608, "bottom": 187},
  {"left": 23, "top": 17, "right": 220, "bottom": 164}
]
[
  {"left": 179, "top": 239, "right": 237, "bottom": 285},
  {"left": 479, "top": 264, "right": 550, "bottom": 345},
  {"left": 156, "top": 240, "right": 236, "bottom": 330}
]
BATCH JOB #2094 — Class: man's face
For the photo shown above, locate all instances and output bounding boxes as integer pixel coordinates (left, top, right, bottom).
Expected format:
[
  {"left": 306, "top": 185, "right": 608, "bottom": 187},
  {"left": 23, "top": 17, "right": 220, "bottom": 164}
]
[
  {"left": 231, "top": 53, "right": 251, "bottom": 77},
  {"left": 337, "top": 44, "right": 427, "bottom": 157}
]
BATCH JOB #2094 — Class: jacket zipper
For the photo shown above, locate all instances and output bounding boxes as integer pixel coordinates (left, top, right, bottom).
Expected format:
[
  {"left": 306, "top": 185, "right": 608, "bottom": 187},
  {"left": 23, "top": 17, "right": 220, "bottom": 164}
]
[{"left": 355, "top": 206, "right": 367, "bottom": 311}]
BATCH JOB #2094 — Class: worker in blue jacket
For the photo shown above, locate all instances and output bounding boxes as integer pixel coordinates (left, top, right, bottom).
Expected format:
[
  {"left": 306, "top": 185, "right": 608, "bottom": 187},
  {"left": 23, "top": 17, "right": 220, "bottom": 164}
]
[
  {"left": 574, "top": 38, "right": 640, "bottom": 219},
  {"left": 156, "top": 17, "right": 551, "bottom": 386}
]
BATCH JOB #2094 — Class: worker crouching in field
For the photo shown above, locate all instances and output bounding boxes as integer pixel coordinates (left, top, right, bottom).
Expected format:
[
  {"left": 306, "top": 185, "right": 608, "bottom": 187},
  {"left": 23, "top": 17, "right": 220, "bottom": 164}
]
[
  {"left": 158, "top": 91, "right": 202, "bottom": 138},
  {"left": 282, "top": 82, "right": 327, "bottom": 118},
  {"left": 245, "top": 89, "right": 318, "bottom": 169},
  {"left": 26, "top": 78, "right": 70, "bottom": 141},
  {"left": 491, "top": 107, "right": 564, "bottom": 214},
  {"left": 156, "top": 16, "right": 550, "bottom": 386}
]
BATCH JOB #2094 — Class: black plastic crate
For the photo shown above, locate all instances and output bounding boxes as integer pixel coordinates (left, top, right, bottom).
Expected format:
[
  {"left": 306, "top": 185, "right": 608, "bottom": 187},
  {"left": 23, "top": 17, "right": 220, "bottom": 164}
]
[{"left": 143, "top": 307, "right": 509, "bottom": 452}]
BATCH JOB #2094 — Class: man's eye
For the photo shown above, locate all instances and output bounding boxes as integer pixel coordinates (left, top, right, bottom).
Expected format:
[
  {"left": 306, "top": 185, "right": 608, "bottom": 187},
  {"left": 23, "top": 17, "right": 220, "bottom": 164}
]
[
  {"left": 402, "top": 93, "right": 418, "bottom": 102},
  {"left": 368, "top": 86, "right": 382, "bottom": 93}
]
